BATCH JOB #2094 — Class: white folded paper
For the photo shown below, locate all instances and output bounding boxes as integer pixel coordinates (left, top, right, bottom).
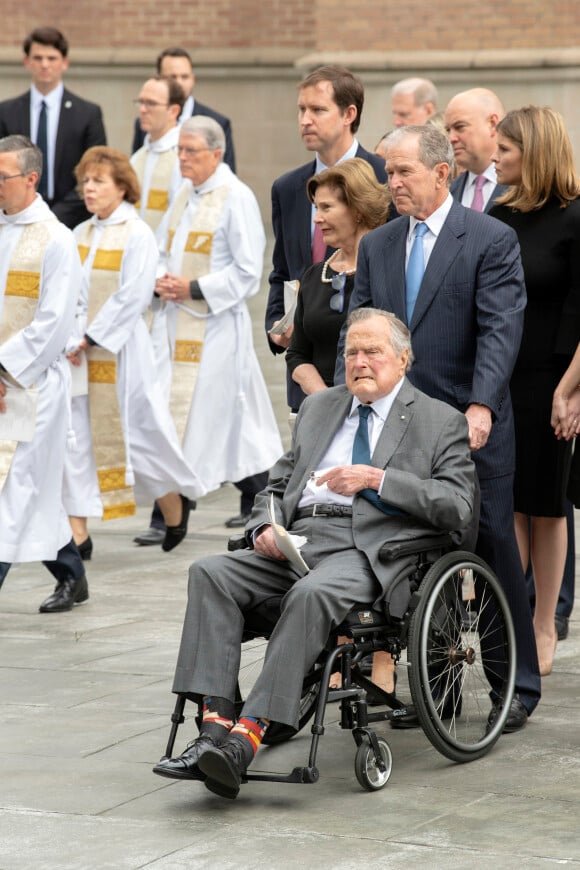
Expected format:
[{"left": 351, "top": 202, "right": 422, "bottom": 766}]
[
  {"left": 269, "top": 493, "right": 309, "bottom": 576},
  {"left": 268, "top": 280, "right": 299, "bottom": 336}
]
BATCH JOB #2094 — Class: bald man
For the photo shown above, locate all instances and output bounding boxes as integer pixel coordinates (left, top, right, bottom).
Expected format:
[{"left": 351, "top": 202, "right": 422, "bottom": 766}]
[{"left": 444, "top": 87, "right": 507, "bottom": 213}]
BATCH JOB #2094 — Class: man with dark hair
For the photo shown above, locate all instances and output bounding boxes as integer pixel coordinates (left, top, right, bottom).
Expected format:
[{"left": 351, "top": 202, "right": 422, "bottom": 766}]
[
  {"left": 265, "top": 64, "right": 387, "bottom": 416},
  {"left": 131, "top": 47, "right": 235, "bottom": 171},
  {"left": 0, "top": 134, "right": 88, "bottom": 612},
  {"left": 130, "top": 76, "right": 186, "bottom": 236},
  {"left": 0, "top": 27, "right": 106, "bottom": 228}
]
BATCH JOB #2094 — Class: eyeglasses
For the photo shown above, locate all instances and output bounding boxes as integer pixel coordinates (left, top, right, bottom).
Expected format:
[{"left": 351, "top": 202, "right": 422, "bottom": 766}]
[
  {"left": 329, "top": 272, "right": 347, "bottom": 313},
  {"left": 132, "top": 99, "right": 169, "bottom": 109},
  {"left": 0, "top": 173, "right": 26, "bottom": 184},
  {"left": 177, "top": 145, "right": 211, "bottom": 157}
]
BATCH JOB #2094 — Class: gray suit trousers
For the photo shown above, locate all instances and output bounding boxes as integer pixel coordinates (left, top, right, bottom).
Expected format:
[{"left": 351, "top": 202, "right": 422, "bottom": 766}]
[{"left": 172, "top": 517, "right": 380, "bottom": 729}]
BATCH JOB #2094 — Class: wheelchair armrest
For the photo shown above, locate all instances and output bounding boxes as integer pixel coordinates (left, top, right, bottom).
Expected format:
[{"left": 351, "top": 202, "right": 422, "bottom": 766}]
[
  {"left": 227, "top": 534, "right": 250, "bottom": 552},
  {"left": 379, "top": 533, "right": 453, "bottom": 561}
]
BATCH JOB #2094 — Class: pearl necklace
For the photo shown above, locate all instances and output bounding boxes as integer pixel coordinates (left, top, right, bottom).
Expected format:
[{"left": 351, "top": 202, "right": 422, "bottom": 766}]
[{"left": 320, "top": 249, "right": 356, "bottom": 283}]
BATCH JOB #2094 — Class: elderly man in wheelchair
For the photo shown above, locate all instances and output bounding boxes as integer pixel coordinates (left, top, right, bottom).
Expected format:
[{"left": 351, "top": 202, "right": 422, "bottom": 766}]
[{"left": 153, "top": 308, "right": 515, "bottom": 798}]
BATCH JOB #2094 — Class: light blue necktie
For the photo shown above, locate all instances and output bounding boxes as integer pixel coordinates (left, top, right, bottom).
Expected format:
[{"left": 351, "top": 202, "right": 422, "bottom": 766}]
[{"left": 405, "top": 222, "right": 428, "bottom": 324}]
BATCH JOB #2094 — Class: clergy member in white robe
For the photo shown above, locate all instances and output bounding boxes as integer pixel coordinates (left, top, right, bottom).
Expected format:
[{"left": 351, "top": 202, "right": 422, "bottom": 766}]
[
  {"left": 149, "top": 116, "right": 282, "bottom": 529},
  {"left": 0, "top": 134, "right": 88, "bottom": 613},
  {"left": 63, "top": 146, "right": 204, "bottom": 556},
  {"left": 130, "top": 76, "right": 185, "bottom": 241}
]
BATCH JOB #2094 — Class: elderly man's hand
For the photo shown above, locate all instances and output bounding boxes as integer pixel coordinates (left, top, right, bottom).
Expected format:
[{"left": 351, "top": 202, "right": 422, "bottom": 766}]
[
  {"left": 155, "top": 273, "right": 191, "bottom": 303},
  {"left": 316, "top": 465, "right": 383, "bottom": 497},
  {"left": 253, "top": 524, "right": 287, "bottom": 561},
  {"left": 465, "top": 403, "right": 492, "bottom": 451}
]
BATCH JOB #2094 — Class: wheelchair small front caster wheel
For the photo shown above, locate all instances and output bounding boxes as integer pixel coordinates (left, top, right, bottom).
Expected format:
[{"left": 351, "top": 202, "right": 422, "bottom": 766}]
[{"left": 354, "top": 737, "right": 393, "bottom": 791}]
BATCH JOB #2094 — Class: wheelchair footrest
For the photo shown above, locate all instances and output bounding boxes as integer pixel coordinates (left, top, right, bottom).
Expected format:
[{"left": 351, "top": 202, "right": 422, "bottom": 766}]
[{"left": 244, "top": 765, "right": 319, "bottom": 785}]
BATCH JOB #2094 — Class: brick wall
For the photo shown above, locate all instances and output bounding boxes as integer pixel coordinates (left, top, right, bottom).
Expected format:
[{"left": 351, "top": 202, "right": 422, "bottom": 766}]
[{"left": 0, "top": 0, "right": 579, "bottom": 52}]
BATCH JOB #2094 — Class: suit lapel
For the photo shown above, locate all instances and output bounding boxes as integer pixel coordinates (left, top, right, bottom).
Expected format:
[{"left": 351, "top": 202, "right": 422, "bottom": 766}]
[
  {"left": 384, "top": 218, "right": 409, "bottom": 323},
  {"left": 53, "top": 89, "right": 72, "bottom": 183},
  {"left": 16, "top": 93, "right": 32, "bottom": 137},
  {"left": 296, "top": 161, "right": 316, "bottom": 267},
  {"left": 371, "top": 380, "right": 415, "bottom": 468},
  {"left": 410, "top": 201, "right": 465, "bottom": 330}
]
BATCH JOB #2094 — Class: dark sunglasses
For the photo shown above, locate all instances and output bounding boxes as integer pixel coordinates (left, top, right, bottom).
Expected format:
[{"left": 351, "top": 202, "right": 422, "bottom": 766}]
[{"left": 329, "top": 272, "right": 347, "bottom": 313}]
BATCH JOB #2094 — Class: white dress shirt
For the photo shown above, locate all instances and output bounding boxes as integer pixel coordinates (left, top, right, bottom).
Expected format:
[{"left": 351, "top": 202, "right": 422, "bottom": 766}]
[{"left": 29, "top": 83, "right": 63, "bottom": 201}]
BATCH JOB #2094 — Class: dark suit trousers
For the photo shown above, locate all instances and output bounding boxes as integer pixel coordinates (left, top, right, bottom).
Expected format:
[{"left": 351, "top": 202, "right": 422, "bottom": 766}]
[
  {"left": 172, "top": 516, "right": 379, "bottom": 729},
  {"left": 475, "top": 474, "right": 541, "bottom": 713}
]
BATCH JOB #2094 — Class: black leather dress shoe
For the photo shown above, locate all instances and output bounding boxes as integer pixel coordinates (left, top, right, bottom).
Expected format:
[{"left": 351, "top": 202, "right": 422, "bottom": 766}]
[
  {"left": 488, "top": 694, "right": 528, "bottom": 733},
  {"left": 389, "top": 705, "right": 420, "bottom": 729},
  {"left": 197, "top": 736, "right": 250, "bottom": 799},
  {"left": 77, "top": 536, "right": 93, "bottom": 561},
  {"left": 225, "top": 512, "right": 252, "bottom": 529},
  {"left": 162, "top": 495, "right": 191, "bottom": 552},
  {"left": 153, "top": 733, "right": 219, "bottom": 781},
  {"left": 555, "top": 614, "right": 569, "bottom": 641},
  {"left": 39, "top": 574, "right": 89, "bottom": 613},
  {"left": 133, "top": 527, "right": 165, "bottom": 546}
]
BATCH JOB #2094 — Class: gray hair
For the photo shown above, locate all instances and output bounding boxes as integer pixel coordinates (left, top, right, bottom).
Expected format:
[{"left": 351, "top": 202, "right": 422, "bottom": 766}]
[
  {"left": 384, "top": 125, "right": 453, "bottom": 183},
  {"left": 346, "top": 307, "right": 414, "bottom": 371},
  {"left": 0, "top": 134, "right": 43, "bottom": 179},
  {"left": 391, "top": 77, "right": 438, "bottom": 110},
  {"left": 180, "top": 115, "right": 225, "bottom": 154}
]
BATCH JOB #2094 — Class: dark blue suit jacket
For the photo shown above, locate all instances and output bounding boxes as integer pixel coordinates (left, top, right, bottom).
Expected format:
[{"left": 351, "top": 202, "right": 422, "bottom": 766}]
[
  {"left": 450, "top": 172, "right": 507, "bottom": 214},
  {"left": 0, "top": 88, "right": 106, "bottom": 228},
  {"left": 131, "top": 99, "right": 236, "bottom": 172},
  {"left": 337, "top": 199, "right": 526, "bottom": 480},
  {"left": 266, "top": 144, "right": 387, "bottom": 409}
]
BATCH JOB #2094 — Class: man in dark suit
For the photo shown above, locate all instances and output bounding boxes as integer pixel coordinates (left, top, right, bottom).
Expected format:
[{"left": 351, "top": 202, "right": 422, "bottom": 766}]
[
  {"left": 153, "top": 308, "right": 476, "bottom": 799},
  {"left": 444, "top": 88, "right": 507, "bottom": 213},
  {"left": 338, "top": 125, "right": 541, "bottom": 732},
  {"left": 131, "top": 47, "right": 235, "bottom": 172},
  {"left": 0, "top": 27, "right": 106, "bottom": 229},
  {"left": 266, "top": 64, "right": 387, "bottom": 413}
]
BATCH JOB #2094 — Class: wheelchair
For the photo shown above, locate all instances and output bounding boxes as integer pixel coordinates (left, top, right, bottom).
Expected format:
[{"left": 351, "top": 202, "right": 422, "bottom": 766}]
[{"left": 158, "top": 533, "right": 516, "bottom": 793}]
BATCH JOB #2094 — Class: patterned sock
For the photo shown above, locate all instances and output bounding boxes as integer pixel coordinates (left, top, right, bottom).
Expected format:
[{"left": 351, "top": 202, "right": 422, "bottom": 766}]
[
  {"left": 228, "top": 716, "right": 270, "bottom": 763},
  {"left": 200, "top": 696, "right": 235, "bottom": 742}
]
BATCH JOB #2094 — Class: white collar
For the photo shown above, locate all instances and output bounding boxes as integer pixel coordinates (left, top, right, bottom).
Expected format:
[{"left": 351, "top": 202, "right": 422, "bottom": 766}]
[
  {"left": 89, "top": 200, "right": 136, "bottom": 227},
  {"left": 0, "top": 193, "right": 54, "bottom": 225},
  {"left": 315, "top": 138, "right": 359, "bottom": 173},
  {"left": 144, "top": 125, "right": 179, "bottom": 154},
  {"left": 409, "top": 193, "right": 453, "bottom": 239},
  {"left": 466, "top": 164, "right": 497, "bottom": 187},
  {"left": 30, "top": 82, "right": 63, "bottom": 110},
  {"left": 349, "top": 376, "right": 405, "bottom": 423},
  {"left": 189, "top": 161, "right": 232, "bottom": 197}
]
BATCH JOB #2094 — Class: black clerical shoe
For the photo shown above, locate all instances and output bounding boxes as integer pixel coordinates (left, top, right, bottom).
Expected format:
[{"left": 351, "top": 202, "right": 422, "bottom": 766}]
[
  {"left": 39, "top": 574, "right": 89, "bottom": 613},
  {"left": 555, "top": 614, "right": 569, "bottom": 641},
  {"left": 162, "top": 495, "right": 191, "bottom": 552},
  {"left": 487, "top": 694, "right": 528, "bottom": 733},
  {"left": 197, "top": 736, "right": 250, "bottom": 799},
  {"left": 133, "top": 527, "right": 165, "bottom": 546},
  {"left": 77, "top": 536, "right": 93, "bottom": 561},
  {"left": 224, "top": 512, "right": 252, "bottom": 529},
  {"left": 153, "top": 733, "right": 221, "bottom": 781}
]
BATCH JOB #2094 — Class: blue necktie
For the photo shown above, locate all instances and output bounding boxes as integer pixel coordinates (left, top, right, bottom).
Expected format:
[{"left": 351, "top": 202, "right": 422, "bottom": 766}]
[
  {"left": 352, "top": 405, "right": 404, "bottom": 516},
  {"left": 405, "top": 222, "right": 428, "bottom": 325},
  {"left": 37, "top": 100, "right": 49, "bottom": 200}
]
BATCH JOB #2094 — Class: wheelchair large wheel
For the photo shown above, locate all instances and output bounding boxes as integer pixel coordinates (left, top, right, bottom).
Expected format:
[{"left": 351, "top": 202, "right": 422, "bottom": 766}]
[
  {"left": 408, "top": 551, "right": 516, "bottom": 763},
  {"left": 354, "top": 737, "right": 393, "bottom": 791}
]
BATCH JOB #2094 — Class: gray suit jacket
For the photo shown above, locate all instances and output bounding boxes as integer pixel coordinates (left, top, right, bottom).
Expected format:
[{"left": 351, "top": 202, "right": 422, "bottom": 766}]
[{"left": 249, "top": 378, "right": 476, "bottom": 617}]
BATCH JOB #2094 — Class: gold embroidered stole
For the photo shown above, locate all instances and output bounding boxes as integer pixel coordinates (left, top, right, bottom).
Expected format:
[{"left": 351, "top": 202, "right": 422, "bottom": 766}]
[
  {"left": 165, "top": 182, "right": 230, "bottom": 441},
  {"left": 0, "top": 221, "right": 50, "bottom": 493},
  {"left": 77, "top": 220, "right": 137, "bottom": 519},
  {"left": 132, "top": 147, "right": 178, "bottom": 231}
]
